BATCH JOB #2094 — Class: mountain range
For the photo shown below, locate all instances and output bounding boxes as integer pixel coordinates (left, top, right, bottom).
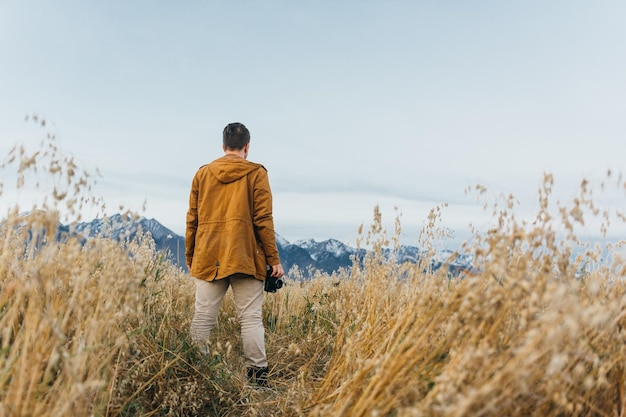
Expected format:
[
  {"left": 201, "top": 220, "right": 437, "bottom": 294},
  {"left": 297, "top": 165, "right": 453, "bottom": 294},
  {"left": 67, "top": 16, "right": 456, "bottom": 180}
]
[{"left": 59, "top": 214, "right": 474, "bottom": 277}]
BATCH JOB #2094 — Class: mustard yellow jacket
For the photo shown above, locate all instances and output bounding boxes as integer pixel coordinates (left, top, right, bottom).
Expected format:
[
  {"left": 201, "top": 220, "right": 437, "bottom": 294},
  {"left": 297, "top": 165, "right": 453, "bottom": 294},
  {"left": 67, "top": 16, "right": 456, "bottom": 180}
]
[{"left": 185, "top": 154, "right": 281, "bottom": 281}]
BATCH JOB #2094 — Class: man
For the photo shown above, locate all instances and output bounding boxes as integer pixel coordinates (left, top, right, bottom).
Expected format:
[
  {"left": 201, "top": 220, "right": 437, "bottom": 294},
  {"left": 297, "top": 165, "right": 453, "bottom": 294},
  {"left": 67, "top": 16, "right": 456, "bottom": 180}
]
[{"left": 185, "top": 122, "right": 284, "bottom": 386}]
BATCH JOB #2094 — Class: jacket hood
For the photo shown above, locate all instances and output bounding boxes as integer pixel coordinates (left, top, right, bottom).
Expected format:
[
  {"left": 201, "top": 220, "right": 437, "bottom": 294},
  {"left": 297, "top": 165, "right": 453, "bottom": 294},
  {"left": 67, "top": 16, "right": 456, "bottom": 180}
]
[{"left": 208, "top": 154, "right": 264, "bottom": 184}]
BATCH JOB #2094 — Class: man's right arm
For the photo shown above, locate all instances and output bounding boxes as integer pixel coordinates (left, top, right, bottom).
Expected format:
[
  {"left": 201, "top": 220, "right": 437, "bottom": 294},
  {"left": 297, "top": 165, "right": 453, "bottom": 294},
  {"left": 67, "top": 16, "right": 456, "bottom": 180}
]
[{"left": 185, "top": 174, "right": 199, "bottom": 269}]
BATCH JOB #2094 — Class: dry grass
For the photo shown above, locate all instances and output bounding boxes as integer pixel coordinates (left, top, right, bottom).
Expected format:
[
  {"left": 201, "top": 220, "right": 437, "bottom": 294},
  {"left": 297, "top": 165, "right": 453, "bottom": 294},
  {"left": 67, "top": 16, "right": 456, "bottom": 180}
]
[{"left": 1, "top": 119, "right": 626, "bottom": 416}]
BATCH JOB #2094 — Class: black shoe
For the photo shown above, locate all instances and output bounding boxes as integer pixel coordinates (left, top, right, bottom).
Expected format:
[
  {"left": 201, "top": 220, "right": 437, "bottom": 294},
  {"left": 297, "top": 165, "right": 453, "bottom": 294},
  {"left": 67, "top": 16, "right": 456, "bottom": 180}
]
[{"left": 247, "top": 366, "right": 269, "bottom": 387}]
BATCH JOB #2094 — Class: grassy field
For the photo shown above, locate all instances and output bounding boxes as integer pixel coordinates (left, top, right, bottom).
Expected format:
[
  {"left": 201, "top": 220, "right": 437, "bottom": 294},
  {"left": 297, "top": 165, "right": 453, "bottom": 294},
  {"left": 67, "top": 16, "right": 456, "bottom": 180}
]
[{"left": 1, "top": 125, "right": 626, "bottom": 416}]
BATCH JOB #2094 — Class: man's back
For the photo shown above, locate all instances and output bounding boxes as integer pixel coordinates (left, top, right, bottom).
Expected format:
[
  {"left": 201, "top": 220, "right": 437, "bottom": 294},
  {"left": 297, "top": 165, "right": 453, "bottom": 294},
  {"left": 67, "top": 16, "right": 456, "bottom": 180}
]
[{"left": 185, "top": 154, "right": 280, "bottom": 281}]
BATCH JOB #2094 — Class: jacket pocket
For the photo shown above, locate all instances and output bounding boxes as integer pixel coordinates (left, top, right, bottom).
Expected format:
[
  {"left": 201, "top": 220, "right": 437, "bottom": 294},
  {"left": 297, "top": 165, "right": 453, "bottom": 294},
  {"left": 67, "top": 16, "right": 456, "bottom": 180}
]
[{"left": 253, "top": 240, "right": 267, "bottom": 280}]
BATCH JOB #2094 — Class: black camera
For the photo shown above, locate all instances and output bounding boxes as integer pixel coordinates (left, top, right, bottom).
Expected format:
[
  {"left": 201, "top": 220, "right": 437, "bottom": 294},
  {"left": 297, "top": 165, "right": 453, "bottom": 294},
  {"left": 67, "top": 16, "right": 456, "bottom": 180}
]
[{"left": 264, "top": 268, "right": 284, "bottom": 293}]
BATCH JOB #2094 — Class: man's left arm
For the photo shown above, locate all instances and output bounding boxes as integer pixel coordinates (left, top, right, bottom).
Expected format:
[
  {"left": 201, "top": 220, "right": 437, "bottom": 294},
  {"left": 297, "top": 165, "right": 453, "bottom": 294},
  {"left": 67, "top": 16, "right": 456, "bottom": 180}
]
[{"left": 252, "top": 167, "right": 281, "bottom": 267}]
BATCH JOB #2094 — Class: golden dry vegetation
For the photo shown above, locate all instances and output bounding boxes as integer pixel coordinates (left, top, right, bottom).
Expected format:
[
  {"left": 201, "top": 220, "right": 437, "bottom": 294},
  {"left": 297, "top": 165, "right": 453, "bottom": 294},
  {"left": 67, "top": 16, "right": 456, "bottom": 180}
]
[{"left": 1, "top": 120, "right": 626, "bottom": 416}]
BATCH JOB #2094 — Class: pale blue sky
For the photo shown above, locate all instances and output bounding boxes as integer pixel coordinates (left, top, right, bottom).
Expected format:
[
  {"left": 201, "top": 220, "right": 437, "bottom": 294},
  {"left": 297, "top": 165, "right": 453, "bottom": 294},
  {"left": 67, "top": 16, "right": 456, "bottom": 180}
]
[{"left": 1, "top": 1, "right": 625, "bottom": 245}]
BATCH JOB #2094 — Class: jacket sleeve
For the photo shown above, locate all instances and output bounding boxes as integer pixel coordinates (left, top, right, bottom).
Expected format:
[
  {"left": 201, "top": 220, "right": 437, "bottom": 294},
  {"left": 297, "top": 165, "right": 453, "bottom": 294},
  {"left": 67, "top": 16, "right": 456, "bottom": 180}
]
[
  {"left": 185, "top": 174, "right": 199, "bottom": 267},
  {"left": 252, "top": 167, "right": 281, "bottom": 266}
]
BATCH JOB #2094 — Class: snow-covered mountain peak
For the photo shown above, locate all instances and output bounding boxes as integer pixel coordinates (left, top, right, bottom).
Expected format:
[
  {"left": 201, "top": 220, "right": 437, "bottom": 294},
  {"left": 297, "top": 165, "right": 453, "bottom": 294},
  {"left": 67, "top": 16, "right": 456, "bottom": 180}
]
[
  {"left": 294, "top": 238, "right": 316, "bottom": 248},
  {"left": 295, "top": 238, "right": 355, "bottom": 257},
  {"left": 140, "top": 217, "right": 172, "bottom": 241},
  {"left": 275, "top": 234, "right": 291, "bottom": 248}
]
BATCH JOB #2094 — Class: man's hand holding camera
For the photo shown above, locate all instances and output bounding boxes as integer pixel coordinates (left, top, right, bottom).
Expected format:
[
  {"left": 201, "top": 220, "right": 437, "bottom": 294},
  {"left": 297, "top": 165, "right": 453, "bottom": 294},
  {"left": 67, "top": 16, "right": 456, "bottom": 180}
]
[
  {"left": 269, "top": 264, "right": 284, "bottom": 278},
  {"left": 264, "top": 264, "right": 285, "bottom": 293}
]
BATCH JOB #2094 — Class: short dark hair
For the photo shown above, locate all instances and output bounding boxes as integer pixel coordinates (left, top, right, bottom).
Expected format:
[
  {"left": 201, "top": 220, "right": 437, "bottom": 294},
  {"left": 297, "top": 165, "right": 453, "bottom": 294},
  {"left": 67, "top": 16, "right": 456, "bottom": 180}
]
[{"left": 223, "top": 122, "right": 250, "bottom": 150}]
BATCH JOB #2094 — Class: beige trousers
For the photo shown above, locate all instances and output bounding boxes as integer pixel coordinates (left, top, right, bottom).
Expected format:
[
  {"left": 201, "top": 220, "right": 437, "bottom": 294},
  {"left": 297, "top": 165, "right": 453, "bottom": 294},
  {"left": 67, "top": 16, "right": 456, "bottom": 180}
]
[{"left": 190, "top": 274, "right": 267, "bottom": 368}]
